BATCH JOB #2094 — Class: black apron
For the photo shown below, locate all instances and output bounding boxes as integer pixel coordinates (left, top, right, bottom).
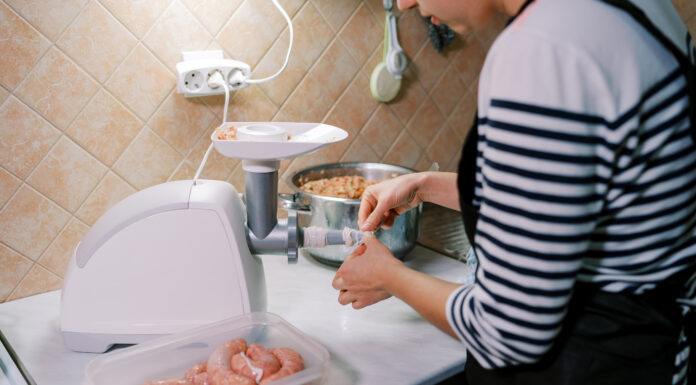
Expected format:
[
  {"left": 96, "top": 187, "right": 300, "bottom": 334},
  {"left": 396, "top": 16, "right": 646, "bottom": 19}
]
[{"left": 456, "top": 1, "right": 696, "bottom": 383}]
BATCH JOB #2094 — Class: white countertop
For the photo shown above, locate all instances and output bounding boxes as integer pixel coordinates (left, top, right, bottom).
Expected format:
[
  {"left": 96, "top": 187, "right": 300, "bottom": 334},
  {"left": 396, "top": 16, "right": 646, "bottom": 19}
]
[{"left": 0, "top": 246, "right": 468, "bottom": 385}]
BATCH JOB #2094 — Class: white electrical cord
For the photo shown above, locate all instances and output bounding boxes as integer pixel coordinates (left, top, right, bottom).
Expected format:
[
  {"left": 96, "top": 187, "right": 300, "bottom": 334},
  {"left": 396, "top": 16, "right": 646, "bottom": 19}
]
[
  {"left": 193, "top": 71, "right": 230, "bottom": 186},
  {"left": 245, "top": 0, "right": 293, "bottom": 84},
  {"left": 192, "top": 0, "right": 292, "bottom": 185}
]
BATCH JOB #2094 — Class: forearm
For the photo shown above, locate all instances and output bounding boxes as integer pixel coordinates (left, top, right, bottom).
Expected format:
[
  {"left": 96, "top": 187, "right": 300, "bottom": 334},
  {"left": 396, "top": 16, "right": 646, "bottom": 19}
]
[
  {"left": 418, "top": 172, "right": 461, "bottom": 211},
  {"left": 384, "top": 264, "right": 461, "bottom": 339}
]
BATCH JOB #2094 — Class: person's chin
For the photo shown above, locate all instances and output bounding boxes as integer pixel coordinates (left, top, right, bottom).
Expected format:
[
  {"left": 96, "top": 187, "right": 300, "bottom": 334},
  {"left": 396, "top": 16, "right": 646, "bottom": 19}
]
[{"left": 450, "top": 23, "right": 471, "bottom": 35}]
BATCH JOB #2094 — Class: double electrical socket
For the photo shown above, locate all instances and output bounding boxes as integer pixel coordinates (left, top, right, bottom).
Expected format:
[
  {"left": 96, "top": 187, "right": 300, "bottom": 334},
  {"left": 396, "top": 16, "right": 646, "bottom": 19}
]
[{"left": 176, "top": 50, "right": 251, "bottom": 97}]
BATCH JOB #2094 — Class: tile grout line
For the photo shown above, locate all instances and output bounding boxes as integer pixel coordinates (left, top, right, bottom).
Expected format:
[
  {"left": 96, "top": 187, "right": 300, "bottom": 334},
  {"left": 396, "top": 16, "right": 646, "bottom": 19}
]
[
  {"left": 275, "top": 1, "right": 383, "bottom": 123},
  {"left": 1, "top": 0, "right": 88, "bottom": 94},
  {"left": 180, "top": 0, "right": 245, "bottom": 40},
  {"left": 0, "top": 185, "right": 69, "bottom": 301},
  {"left": 270, "top": 1, "right": 345, "bottom": 121}
]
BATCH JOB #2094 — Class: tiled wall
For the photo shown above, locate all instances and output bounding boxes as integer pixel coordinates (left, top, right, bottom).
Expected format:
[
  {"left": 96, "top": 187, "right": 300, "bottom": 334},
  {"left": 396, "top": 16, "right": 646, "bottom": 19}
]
[{"left": 0, "top": 0, "right": 694, "bottom": 303}]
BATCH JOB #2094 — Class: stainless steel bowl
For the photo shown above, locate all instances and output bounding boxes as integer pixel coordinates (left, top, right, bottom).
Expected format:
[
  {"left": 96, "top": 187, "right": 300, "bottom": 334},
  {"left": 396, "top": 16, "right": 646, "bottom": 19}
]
[{"left": 285, "top": 162, "right": 422, "bottom": 266}]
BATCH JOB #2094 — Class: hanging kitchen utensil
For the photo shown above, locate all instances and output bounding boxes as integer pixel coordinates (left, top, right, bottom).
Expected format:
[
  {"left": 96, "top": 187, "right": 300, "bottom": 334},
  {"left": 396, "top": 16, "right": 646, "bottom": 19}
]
[{"left": 371, "top": 9, "right": 407, "bottom": 102}]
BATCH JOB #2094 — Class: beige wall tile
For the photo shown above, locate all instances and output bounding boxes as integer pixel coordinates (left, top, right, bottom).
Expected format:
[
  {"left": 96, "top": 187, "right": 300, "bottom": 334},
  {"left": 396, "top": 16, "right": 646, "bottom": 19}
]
[
  {"left": 8, "top": 264, "right": 62, "bottom": 301},
  {"left": 311, "top": 40, "right": 359, "bottom": 102},
  {"left": 312, "top": 0, "right": 360, "bottom": 32},
  {"left": 226, "top": 163, "right": 245, "bottom": 193},
  {"left": 282, "top": 146, "right": 341, "bottom": 186},
  {"left": 278, "top": 0, "right": 307, "bottom": 17},
  {"left": 144, "top": 0, "right": 213, "bottom": 71},
  {"left": 445, "top": 143, "right": 463, "bottom": 172},
  {"left": 248, "top": 30, "right": 296, "bottom": 106},
  {"left": 0, "top": 185, "right": 69, "bottom": 260},
  {"left": 0, "top": 96, "right": 60, "bottom": 178},
  {"left": 388, "top": 68, "right": 426, "bottom": 125},
  {"left": 334, "top": 72, "right": 379, "bottom": 131},
  {"left": 101, "top": 0, "right": 171, "bottom": 39},
  {"left": 106, "top": 44, "right": 175, "bottom": 120},
  {"left": 430, "top": 64, "right": 465, "bottom": 117},
  {"left": 361, "top": 104, "right": 402, "bottom": 157},
  {"left": 217, "top": 0, "right": 288, "bottom": 67},
  {"left": 426, "top": 124, "right": 462, "bottom": 171},
  {"left": 257, "top": 2, "right": 333, "bottom": 106},
  {"left": 338, "top": 4, "right": 381, "bottom": 66},
  {"left": 341, "top": 135, "right": 380, "bottom": 163},
  {"left": 15, "top": 48, "right": 99, "bottom": 130},
  {"left": 324, "top": 105, "right": 359, "bottom": 138},
  {"left": 322, "top": 107, "right": 357, "bottom": 159},
  {"left": 76, "top": 171, "right": 135, "bottom": 225},
  {"left": 5, "top": 0, "right": 87, "bottom": 41},
  {"left": 411, "top": 43, "right": 450, "bottom": 92},
  {"left": 673, "top": 0, "right": 696, "bottom": 20},
  {"left": 0, "top": 167, "right": 21, "bottom": 208},
  {"left": 184, "top": 124, "right": 239, "bottom": 181},
  {"left": 203, "top": 86, "right": 278, "bottom": 122},
  {"left": 230, "top": 87, "right": 278, "bottom": 122},
  {"left": 687, "top": 14, "right": 696, "bottom": 39},
  {"left": 280, "top": 75, "right": 333, "bottom": 123},
  {"left": 0, "top": 243, "right": 32, "bottom": 302},
  {"left": 362, "top": 41, "right": 384, "bottom": 78},
  {"left": 38, "top": 218, "right": 88, "bottom": 277},
  {"left": 57, "top": 1, "right": 136, "bottom": 83},
  {"left": 113, "top": 127, "right": 181, "bottom": 189},
  {"left": 181, "top": 0, "right": 243, "bottom": 35},
  {"left": 414, "top": 152, "right": 434, "bottom": 172},
  {"left": 273, "top": 110, "right": 290, "bottom": 123},
  {"left": 27, "top": 136, "right": 107, "bottom": 212},
  {"left": 150, "top": 91, "right": 215, "bottom": 154},
  {"left": 170, "top": 161, "right": 196, "bottom": 182},
  {"left": 470, "top": 77, "right": 480, "bottom": 97},
  {"left": 448, "top": 91, "right": 476, "bottom": 140},
  {"left": 396, "top": 9, "right": 427, "bottom": 58},
  {"left": 452, "top": 35, "right": 486, "bottom": 89},
  {"left": 363, "top": 0, "right": 387, "bottom": 23},
  {"left": 0, "top": 86, "right": 8, "bottom": 104},
  {"left": 67, "top": 89, "right": 143, "bottom": 166},
  {"left": 407, "top": 97, "right": 444, "bottom": 146},
  {"left": 0, "top": 3, "right": 50, "bottom": 90},
  {"left": 383, "top": 130, "right": 422, "bottom": 169}
]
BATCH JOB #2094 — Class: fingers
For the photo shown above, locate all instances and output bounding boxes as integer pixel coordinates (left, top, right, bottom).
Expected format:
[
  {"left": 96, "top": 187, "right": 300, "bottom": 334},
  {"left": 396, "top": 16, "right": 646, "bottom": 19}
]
[
  {"left": 358, "top": 190, "right": 377, "bottom": 230},
  {"left": 343, "top": 290, "right": 391, "bottom": 309},
  {"left": 380, "top": 211, "right": 397, "bottom": 229},
  {"left": 360, "top": 187, "right": 393, "bottom": 231},
  {"left": 338, "top": 289, "right": 355, "bottom": 305}
]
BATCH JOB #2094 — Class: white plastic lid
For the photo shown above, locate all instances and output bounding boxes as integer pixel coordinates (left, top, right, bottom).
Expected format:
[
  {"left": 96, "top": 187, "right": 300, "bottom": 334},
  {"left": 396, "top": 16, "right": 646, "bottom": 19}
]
[{"left": 82, "top": 312, "right": 329, "bottom": 385}]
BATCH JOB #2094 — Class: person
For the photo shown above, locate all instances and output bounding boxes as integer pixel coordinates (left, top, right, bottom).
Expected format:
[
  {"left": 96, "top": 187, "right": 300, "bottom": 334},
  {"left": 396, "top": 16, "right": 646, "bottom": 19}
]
[{"left": 331, "top": 0, "right": 696, "bottom": 384}]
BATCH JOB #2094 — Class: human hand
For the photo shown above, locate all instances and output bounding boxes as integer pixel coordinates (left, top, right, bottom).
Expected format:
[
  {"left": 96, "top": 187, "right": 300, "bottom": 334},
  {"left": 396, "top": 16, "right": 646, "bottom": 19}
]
[
  {"left": 332, "top": 233, "right": 405, "bottom": 309},
  {"left": 359, "top": 173, "right": 426, "bottom": 231}
]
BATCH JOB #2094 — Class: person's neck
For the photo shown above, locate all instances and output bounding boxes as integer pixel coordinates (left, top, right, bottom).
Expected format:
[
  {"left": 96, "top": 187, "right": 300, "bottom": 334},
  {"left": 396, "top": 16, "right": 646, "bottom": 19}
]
[{"left": 497, "top": 0, "right": 530, "bottom": 16}]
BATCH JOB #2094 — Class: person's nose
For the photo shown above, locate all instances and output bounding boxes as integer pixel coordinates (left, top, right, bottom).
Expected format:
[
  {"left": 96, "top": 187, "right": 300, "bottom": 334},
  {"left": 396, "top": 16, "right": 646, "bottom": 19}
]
[{"left": 397, "top": 0, "right": 418, "bottom": 11}]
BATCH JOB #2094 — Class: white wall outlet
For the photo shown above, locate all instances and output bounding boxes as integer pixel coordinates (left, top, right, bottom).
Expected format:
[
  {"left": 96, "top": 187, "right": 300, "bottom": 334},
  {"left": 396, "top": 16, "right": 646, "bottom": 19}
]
[{"left": 176, "top": 50, "right": 252, "bottom": 97}]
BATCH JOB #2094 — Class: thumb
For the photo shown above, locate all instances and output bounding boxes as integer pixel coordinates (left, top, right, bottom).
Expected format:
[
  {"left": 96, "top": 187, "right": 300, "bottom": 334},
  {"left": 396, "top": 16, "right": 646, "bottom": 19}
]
[{"left": 362, "top": 200, "right": 390, "bottom": 231}]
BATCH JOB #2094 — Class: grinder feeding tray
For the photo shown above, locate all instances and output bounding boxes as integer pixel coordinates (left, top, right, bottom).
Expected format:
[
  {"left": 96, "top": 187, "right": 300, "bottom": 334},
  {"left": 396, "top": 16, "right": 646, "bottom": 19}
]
[{"left": 60, "top": 122, "right": 355, "bottom": 353}]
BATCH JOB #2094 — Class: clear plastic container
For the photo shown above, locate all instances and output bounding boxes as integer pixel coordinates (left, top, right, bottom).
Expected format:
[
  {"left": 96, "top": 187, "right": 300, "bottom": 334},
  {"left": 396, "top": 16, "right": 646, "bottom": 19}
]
[{"left": 83, "top": 312, "right": 330, "bottom": 385}]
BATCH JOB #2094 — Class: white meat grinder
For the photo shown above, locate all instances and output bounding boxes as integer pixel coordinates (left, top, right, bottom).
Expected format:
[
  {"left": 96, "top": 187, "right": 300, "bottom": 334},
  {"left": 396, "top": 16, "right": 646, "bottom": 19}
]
[{"left": 60, "top": 122, "right": 356, "bottom": 353}]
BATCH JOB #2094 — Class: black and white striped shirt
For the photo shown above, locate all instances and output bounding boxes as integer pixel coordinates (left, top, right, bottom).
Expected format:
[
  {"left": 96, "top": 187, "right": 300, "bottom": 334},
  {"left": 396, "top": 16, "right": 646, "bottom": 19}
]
[{"left": 446, "top": 0, "right": 696, "bottom": 374}]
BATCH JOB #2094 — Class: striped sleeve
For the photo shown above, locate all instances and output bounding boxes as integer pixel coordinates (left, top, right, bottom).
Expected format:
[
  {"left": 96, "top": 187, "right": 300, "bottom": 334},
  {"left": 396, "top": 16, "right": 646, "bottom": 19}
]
[{"left": 447, "top": 31, "right": 611, "bottom": 368}]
